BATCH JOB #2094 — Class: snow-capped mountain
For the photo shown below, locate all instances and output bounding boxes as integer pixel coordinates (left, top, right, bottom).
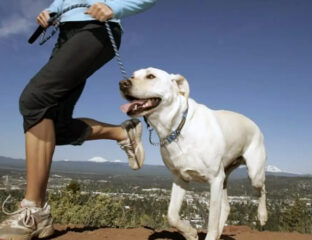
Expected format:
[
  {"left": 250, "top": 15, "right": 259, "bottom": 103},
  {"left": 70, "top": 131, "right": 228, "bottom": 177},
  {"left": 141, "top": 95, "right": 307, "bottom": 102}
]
[
  {"left": 233, "top": 164, "right": 304, "bottom": 178},
  {"left": 266, "top": 165, "right": 283, "bottom": 173},
  {"left": 88, "top": 156, "right": 123, "bottom": 163},
  {"left": 265, "top": 165, "right": 301, "bottom": 175}
]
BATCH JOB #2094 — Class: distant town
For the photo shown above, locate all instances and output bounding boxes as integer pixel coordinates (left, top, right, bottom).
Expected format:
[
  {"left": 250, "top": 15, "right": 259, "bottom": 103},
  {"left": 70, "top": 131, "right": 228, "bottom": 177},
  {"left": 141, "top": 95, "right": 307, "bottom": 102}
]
[{"left": 0, "top": 156, "right": 311, "bottom": 233}]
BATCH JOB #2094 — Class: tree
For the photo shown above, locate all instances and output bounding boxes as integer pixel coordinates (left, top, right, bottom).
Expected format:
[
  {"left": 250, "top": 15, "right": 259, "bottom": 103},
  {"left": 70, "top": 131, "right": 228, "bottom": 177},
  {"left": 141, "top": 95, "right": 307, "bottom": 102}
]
[
  {"left": 66, "top": 180, "right": 81, "bottom": 193},
  {"left": 281, "top": 196, "right": 311, "bottom": 233}
]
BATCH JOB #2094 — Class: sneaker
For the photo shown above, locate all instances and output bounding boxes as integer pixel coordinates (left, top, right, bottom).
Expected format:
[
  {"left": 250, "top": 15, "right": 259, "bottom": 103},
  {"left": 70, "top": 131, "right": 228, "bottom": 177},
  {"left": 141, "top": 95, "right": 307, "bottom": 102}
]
[
  {"left": 0, "top": 196, "right": 54, "bottom": 240},
  {"left": 118, "top": 118, "right": 145, "bottom": 170}
]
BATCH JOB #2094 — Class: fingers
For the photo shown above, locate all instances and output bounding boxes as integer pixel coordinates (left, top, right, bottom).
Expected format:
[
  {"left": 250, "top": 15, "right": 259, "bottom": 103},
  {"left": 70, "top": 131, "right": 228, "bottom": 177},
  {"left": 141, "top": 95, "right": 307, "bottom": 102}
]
[
  {"left": 36, "top": 10, "right": 50, "bottom": 28},
  {"left": 85, "top": 2, "right": 113, "bottom": 22}
]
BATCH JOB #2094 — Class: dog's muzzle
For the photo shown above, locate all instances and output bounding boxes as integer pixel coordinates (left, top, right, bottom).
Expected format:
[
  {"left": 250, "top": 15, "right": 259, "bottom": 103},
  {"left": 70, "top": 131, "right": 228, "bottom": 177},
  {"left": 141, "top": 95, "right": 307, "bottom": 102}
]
[{"left": 119, "top": 79, "right": 132, "bottom": 93}]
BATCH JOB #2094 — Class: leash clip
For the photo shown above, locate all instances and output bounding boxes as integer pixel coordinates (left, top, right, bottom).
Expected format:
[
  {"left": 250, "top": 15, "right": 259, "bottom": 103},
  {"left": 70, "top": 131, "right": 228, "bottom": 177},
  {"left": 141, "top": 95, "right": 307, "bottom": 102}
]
[{"left": 148, "top": 127, "right": 161, "bottom": 146}]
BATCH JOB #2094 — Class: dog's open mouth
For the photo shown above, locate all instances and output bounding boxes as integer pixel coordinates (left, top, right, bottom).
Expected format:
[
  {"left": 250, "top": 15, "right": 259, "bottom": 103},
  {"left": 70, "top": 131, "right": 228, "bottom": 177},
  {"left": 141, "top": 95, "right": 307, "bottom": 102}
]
[{"left": 121, "top": 96, "right": 161, "bottom": 116}]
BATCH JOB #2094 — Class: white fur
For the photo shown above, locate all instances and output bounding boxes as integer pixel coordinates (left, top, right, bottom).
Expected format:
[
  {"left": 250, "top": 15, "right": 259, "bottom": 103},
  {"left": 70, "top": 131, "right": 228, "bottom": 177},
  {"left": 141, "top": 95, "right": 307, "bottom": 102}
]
[{"left": 123, "top": 68, "right": 268, "bottom": 240}]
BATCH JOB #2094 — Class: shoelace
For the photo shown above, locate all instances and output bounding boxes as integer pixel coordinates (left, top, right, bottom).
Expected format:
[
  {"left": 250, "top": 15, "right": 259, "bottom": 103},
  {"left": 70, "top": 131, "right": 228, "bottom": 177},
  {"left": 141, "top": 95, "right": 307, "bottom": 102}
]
[
  {"left": 1, "top": 195, "right": 35, "bottom": 228},
  {"left": 120, "top": 136, "right": 142, "bottom": 168},
  {"left": 120, "top": 141, "right": 135, "bottom": 158}
]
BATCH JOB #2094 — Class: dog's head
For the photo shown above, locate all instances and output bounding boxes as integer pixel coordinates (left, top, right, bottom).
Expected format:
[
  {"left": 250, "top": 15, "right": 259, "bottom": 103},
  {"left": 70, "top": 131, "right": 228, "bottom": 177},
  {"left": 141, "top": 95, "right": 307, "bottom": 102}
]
[{"left": 119, "top": 67, "right": 190, "bottom": 117}]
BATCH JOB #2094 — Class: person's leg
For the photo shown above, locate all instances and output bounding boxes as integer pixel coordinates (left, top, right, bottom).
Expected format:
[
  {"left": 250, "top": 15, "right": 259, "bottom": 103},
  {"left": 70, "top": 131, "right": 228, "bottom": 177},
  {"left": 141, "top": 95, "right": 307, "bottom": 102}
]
[
  {"left": 20, "top": 22, "right": 126, "bottom": 206},
  {"left": 24, "top": 117, "right": 128, "bottom": 207},
  {"left": 79, "top": 118, "right": 127, "bottom": 141},
  {"left": 0, "top": 118, "right": 56, "bottom": 239},
  {"left": 25, "top": 119, "right": 55, "bottom": 207}
]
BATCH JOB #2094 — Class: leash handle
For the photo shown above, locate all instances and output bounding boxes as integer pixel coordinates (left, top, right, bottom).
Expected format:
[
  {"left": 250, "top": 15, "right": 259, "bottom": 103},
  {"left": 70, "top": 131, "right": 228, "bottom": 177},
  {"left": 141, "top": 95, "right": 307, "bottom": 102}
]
[
  {"left": 28, "top": 12, "right": 56, "bottom": 44},
  {"left": 28, "top": 4, "right": 90, "bottom": 45}
]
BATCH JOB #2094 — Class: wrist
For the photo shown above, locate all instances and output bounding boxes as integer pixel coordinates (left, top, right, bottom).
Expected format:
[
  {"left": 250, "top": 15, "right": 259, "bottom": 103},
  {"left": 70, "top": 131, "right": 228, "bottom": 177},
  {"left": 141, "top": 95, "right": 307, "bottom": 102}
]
[
  {"left": 104, "top": 1, "right": 120, "bottom": 19},
  {"left": 105, "top": 4, "right": 114, "bottom": 19}
]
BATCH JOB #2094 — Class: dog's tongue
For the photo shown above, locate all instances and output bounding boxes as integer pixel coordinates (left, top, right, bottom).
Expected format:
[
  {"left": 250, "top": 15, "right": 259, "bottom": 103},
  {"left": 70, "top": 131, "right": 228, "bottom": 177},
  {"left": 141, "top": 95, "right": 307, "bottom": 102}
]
[{"left": 121, "top": 100, "right": 146, "bottom": 113}]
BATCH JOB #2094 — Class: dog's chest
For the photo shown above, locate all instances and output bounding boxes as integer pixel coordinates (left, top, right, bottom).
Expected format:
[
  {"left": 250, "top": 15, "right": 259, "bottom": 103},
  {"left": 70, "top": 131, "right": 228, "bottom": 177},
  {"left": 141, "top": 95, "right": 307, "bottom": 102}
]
[{"left": 160, "top": 143, "right": 213, "bottom": 182}]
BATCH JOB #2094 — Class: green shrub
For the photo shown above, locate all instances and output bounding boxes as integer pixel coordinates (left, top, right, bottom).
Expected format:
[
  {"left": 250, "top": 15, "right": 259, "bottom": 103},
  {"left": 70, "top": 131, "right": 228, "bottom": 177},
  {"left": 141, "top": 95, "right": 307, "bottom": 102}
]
[{"left": 48, "top": 191, "right": 124, "bottom": 227}]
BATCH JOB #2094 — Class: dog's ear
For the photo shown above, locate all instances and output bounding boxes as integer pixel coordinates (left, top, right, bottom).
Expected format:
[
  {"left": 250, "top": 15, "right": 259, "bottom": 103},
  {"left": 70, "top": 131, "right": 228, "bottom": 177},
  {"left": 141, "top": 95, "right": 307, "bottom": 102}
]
[{"left": 171, "top": 74, "right": 190, "bottom": 99}]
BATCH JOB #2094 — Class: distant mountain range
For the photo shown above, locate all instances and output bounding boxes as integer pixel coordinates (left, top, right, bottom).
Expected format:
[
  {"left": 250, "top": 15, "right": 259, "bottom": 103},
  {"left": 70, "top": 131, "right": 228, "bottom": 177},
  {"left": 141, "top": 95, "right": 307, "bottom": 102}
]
[
  {"left": 0, "top": 156, "right": 170, "bottom": 178},
  {"left": 0, "top": 156, "right": 310, "bottom": 179}
]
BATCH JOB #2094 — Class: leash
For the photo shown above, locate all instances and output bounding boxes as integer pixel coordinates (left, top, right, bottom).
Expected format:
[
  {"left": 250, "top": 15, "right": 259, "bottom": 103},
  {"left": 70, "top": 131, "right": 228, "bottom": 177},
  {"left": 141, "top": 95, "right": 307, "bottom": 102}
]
[{"left": 28, "top": 4, "right": 128, "bottom": 80}]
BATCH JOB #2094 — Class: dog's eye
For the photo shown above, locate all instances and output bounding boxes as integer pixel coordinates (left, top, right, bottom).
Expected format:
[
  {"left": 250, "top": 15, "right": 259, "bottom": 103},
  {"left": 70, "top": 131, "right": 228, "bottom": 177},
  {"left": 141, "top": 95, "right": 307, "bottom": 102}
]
[{"left": 146, "top": 74, "right": 156, "bottom": 79}]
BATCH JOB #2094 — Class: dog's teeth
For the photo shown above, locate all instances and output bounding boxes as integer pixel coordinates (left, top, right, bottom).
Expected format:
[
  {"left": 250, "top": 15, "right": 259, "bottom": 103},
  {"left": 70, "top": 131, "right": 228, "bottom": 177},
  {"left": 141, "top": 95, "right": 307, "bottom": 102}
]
[{"left": 133, "top": 105, "right": 138, "bottom": 111}]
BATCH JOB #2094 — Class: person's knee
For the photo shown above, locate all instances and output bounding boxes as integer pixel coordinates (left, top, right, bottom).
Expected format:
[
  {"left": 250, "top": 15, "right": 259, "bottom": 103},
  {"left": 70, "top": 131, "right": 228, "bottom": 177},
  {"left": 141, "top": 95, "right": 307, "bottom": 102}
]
[
  {"left": 19, "top": 86, "right": 34, "bottom": 116},
  {"left": 19, "top": 83, "right": 58, "bottom": 125}
]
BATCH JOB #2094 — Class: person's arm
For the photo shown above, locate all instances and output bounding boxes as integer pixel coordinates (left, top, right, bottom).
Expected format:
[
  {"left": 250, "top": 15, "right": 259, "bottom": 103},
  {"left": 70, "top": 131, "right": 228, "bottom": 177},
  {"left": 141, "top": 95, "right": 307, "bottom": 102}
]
[
  {"left": 104, "top": 0, "right": 156, "bottom": 19},
  {"left": 85, "top": 0, "right": 156, "bottom": 22},
  {"left": 45, "top": 0, "right": 63, "bottom": 13}
]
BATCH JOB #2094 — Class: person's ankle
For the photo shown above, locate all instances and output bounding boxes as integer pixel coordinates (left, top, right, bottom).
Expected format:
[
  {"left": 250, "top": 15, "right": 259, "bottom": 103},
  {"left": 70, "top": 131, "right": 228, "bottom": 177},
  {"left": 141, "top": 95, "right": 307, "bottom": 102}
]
[
  {"left": 117, "top": 127, "right": 128, "bottom": 142},
  {"left": 21, "top": 198, "right": 42, "bottom": 208}
]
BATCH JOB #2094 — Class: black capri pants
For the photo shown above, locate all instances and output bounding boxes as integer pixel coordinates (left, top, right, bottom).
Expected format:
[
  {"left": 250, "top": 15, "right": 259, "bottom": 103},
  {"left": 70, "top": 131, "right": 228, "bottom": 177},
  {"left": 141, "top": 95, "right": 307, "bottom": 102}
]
[{"left": 19, "top": 21, "right": 121, "bottom": 145}]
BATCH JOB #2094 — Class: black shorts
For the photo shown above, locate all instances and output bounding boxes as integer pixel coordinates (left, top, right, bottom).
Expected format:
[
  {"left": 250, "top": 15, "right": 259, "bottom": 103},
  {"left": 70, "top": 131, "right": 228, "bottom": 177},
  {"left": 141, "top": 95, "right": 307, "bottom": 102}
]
[{"left": 19, "top": 21, "right": 122, "bottom": 145}]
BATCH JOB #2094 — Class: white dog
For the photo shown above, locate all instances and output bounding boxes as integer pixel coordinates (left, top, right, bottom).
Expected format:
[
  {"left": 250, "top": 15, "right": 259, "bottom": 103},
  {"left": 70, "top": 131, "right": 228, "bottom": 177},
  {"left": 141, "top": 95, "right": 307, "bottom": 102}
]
[{"left": 119, "top": 68, "right": 268, "bottom": 240}]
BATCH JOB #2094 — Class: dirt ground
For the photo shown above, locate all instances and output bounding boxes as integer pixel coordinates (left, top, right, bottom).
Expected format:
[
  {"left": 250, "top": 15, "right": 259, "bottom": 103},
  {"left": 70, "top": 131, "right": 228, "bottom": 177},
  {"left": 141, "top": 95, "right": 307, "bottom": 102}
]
[{"left": 44, "top": 224, "right": 312, "bottom": 240}]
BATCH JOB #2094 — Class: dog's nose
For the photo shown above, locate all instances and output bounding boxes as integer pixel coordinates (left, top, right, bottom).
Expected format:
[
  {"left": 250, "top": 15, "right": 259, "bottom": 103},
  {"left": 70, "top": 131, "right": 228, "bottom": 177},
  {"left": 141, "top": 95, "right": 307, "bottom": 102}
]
[{"left": 119, "top": 79, "right": 132, "bottom": 92}]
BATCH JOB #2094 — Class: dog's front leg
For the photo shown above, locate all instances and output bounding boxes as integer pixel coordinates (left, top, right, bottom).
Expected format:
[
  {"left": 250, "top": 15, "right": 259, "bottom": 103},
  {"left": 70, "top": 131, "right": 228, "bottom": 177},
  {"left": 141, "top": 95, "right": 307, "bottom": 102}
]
[
  {"left": 168, "top": 176, "right": 198, "bottom": 240},
  {"left": 205, "top": 170, "right": 225, "bottom": 240}
]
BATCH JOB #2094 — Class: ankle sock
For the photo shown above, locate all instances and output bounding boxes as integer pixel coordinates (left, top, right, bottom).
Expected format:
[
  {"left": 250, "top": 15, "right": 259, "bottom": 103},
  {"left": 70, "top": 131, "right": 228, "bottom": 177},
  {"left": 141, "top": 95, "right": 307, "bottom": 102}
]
[{"left": 20, "top": 198, "right": 39, "bottom": 208}]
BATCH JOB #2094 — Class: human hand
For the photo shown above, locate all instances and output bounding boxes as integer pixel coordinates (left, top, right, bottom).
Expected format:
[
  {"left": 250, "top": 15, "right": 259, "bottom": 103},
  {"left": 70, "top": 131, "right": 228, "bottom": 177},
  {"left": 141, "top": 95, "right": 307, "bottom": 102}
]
[
  {"left": 85, "top": 2, "right": 114, "bottom": 22},
  {"left": 36, "top": 10, "right": 51, "bottom": 28}
]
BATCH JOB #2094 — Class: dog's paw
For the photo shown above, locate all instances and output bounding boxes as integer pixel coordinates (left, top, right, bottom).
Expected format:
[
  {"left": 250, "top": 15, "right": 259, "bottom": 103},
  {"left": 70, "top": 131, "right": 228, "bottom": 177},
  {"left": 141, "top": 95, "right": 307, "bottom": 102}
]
[
  {"left": 258, "top": 205, "right": 268, "bottom": 226},
  {"left": 185, "top": 234, "right": 198, "bottom": 240},
  {"left": 258, "top": 211, "right": 268, "bottom": 226},
  {"left": 184, "top": 228, "right": 198, "bottom": 240},
  {"left": 182, "top": 219, "right": 192, "bottom": 226}
]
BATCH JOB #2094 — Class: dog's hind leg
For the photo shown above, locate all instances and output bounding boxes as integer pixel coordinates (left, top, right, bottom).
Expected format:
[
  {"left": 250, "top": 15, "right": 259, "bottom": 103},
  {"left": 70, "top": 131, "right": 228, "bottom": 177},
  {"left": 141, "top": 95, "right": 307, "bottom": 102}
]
[
  {"left": 168, "top": 177, "right": 198, "bottom": 240},
  {"left": 217, "top": 159, "right": 243, "bottom": 237},
  {"left": 217, "top": 188, "right": 230, "bottom": 239},
  {"left": 217, "top": 175, "right": 231, "bottom": 238},
  {"left": 243, "top": 137, "right": 268, "bottom": 226},
  {"left": 256, "top": 184, "right": 267, "bottom": 226}
]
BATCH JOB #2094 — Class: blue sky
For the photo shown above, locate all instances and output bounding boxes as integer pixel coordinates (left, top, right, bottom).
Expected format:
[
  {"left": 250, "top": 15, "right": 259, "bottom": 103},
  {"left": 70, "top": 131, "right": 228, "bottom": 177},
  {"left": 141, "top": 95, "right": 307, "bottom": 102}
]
[{"left": 0, "top": 0, "right": 311, "bottom": 174}]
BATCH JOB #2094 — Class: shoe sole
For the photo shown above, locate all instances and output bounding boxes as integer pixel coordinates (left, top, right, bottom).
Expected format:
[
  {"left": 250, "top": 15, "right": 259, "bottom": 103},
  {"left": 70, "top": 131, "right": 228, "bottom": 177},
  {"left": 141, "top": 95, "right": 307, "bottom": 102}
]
[
  {"left": 1, "top": 225, "right": 54, "bottom": 240},
  {"left": 36, "top": 225, "right": 55, "bottom": 239}
]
